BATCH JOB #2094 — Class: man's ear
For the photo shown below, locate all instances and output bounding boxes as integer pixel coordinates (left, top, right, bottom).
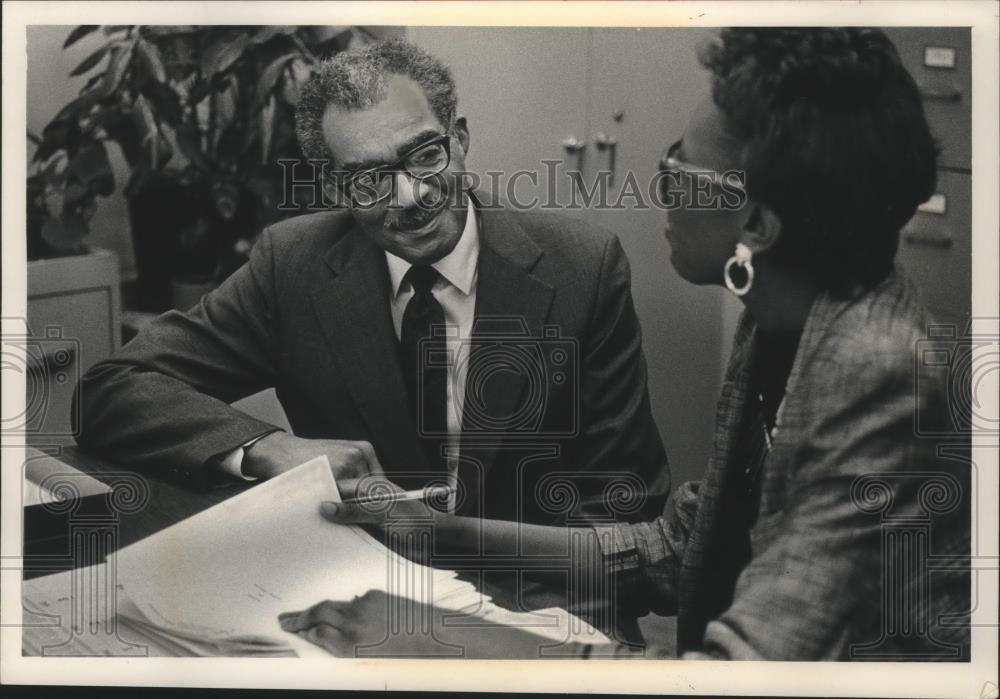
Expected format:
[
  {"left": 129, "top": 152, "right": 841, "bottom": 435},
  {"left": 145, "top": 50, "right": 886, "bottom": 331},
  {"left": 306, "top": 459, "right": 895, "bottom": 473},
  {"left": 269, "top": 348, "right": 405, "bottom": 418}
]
[
  {"left": 739, "top": 203, "right": 782, "bottom": 254},
  {"left": 453, "top": 116, "right": 470, "bottom": 155}
]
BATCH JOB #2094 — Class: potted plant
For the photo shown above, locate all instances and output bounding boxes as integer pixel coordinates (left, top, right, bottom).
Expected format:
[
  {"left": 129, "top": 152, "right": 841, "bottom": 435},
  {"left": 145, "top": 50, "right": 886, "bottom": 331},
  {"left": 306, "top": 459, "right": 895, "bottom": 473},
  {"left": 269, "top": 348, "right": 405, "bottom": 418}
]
[
  {"left": 33, "top": 25, "right": 389, "bottom": 311},
  {"left": 26, "top": 95, "right": 121, "bottom": 336},
  {"left": 26, "top": 124, "right": 123, "bottom": 424}
]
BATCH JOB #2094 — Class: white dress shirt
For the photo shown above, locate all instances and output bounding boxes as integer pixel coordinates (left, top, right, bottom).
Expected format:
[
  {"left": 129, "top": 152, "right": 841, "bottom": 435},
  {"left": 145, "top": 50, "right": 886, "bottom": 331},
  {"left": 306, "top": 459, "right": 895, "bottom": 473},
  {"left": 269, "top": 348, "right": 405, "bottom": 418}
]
[{"left": 219, "top": 199, "right": 480, "bottom": 493}]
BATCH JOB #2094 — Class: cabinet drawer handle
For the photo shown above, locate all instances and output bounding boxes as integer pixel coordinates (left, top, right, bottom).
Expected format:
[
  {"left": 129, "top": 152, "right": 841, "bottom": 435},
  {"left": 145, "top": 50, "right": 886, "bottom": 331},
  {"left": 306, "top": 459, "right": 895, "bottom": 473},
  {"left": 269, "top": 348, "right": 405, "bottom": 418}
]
[
  {"left": 561, "top": 136, "right": 586, "bottom": 171},
  {"left": 903, "top": 228, "right": 953, "bottom": 248},
  {"left": 919, "top": 87, "right": 962, "bottom": 103}
]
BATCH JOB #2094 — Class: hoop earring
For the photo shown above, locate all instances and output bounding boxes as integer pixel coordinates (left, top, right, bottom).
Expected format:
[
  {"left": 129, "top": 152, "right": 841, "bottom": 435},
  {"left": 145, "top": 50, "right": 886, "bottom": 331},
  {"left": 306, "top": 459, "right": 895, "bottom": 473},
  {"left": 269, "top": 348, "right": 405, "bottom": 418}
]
[{"left": 724, "top": 242, "right": 754, "bottom": 296}]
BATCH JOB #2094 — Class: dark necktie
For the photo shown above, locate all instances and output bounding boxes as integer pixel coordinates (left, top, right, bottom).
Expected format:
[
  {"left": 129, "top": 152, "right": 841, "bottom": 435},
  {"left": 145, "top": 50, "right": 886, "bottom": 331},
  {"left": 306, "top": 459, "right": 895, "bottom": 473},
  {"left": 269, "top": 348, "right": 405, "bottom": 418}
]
[{"left": 400, "top": 265, "right": 448, "bottom": 469}]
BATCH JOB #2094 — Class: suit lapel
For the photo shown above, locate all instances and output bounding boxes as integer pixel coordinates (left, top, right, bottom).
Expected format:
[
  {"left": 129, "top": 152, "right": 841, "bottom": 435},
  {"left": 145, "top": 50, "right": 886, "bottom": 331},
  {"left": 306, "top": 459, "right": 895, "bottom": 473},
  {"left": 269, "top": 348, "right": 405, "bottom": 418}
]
[
  {"left": 461, "top": 205, "right": 555, "bottom": 478},
  {"left": 310, "top": 230, "right": 427, "bottom": 468}
]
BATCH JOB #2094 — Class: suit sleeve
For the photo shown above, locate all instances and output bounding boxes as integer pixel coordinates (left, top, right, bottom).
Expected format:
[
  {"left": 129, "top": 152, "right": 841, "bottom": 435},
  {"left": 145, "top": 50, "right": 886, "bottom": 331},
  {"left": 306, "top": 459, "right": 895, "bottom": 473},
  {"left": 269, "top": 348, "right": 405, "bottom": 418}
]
[
  {"left": 73, "top": 227, "right": 284, "bottom": 487},
  {"left": 571, "top": 234, "right": 671, "bottom": 521},
  {"left": 700, "top": 351, "right": 969, "bottom": 660}
]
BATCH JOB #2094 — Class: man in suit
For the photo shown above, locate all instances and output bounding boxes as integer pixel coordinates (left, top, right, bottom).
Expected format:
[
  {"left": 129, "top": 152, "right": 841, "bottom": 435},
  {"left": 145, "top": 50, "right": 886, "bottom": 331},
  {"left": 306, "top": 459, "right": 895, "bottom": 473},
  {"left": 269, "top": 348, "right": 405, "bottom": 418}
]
[{"left": 74, "top": 38, "right": 669, "bottom": 527}]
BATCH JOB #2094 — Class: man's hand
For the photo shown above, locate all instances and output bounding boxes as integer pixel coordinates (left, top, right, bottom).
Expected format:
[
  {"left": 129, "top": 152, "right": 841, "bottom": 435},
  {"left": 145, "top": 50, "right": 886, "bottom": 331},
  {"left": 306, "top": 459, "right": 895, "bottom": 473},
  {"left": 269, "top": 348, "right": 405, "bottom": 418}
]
[
  {"left": 243, "top": 431, "right": 383, "bottom": 484},
  {"left": 278, "top": 591, "right": 458, "bottom": 657}
]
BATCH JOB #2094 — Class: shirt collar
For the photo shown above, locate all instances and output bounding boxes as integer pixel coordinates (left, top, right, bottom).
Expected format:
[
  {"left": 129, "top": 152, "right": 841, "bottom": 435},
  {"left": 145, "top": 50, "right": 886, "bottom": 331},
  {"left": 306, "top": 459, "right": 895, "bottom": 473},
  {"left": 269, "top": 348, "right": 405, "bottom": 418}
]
[{"left": 385, "top": 198, "right": 479, "bottom": 297}]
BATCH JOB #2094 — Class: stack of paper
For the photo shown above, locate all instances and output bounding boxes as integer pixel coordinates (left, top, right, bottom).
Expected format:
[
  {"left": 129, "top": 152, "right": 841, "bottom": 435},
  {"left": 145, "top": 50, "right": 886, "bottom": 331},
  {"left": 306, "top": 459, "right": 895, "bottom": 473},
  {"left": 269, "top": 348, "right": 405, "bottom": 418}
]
[
  {"left": 23, "top": 456, "right": 609, "bottom": 657},
  {"left": 109, "top": 456, "right": 487, "bottom": 657}
]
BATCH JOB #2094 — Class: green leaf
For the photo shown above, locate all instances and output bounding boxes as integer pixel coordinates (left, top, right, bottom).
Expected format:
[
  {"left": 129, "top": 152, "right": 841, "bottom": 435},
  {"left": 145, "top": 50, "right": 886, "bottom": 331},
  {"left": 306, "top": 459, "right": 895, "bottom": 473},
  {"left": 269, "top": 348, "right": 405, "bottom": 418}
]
[
  {"left": 41, "top": 212, "right": 89, "bottom": 250},
  {"left": 134, "top": 94, "right": 157, "bottom": 132},
  {"left": 302, "top": 26, "right": 352, "bottom": 45},
  {"left": 260, "top": 96, "right": 275, "bottom": 164},
  {"left": 54, "top": 88, "right": 102, "bottom": 122},
  {"left": 136, "top": 38, "right": 167, "bottom": 83},
  {"left": 70, "top": 44, "right": 109, "bottom": 76},
  {"left": 175, "top": 124, "right": 210, "bottom": 170},
  {"left": 254, "top": 53, "right": 295, "bottom": 108},
  {"left": 213, "top": 79, "right": 238, "bottom": 140},
  {"left": 201, "top": 34, "right": 249, "bottom": 79},
  {"left": 65, "top": 143, "right": 113, "bottom": 193},
  {"left": 63, "top": 183, "right": 90, "bottom": 205},
  {"left": 281, "top": 58, "right": 311, "bottom": 106},
  {"left": 63, "top": 25, "right": 99, "bottom": 49},
  {"left": 187, "top": 77, "right": 211, "bottom": 105},
  {"left": 142, "top": 81, "right": 183, "bottom": 125},
  {"left": 37, "top": 118, "right": 81, "bottom": 161},
  {"left": 100, "top": 41, "right": 136, "bottom": 97},
  {"left": 132, "top": 94, "right": 163, "bottom": 168},
  {"left": 82, "top": 72, "right": 104, "bottom": 92},
  {"left": 43, "top": 152, "right": 69, "bottom": 183},
  {"left": 44, "top": 187, "right": 64, "bottom": 218},
  {"left": 251, "top": 26, "right": 297, "bottom": 45},
  {"left": 90, "top": 172, "right": 115, "bottom": 197},
  {"left": 144, "top": 25, "right": 197, "bottom": 36}
]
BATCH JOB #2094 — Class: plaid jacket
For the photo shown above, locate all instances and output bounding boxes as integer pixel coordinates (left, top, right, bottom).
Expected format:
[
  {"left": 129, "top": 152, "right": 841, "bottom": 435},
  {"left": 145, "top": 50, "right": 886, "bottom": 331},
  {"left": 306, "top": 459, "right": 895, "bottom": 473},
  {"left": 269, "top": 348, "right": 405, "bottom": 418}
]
[{"left": 599, "top": 271, "right": 971, "bottom": 660}]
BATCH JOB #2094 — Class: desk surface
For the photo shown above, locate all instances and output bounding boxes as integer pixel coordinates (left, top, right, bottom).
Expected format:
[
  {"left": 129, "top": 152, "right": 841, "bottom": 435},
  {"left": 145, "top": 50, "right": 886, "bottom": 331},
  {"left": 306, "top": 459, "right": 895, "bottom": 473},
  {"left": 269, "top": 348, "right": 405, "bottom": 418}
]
[{"left": 34, "top": 445, "right": 256, "bottom": 549}]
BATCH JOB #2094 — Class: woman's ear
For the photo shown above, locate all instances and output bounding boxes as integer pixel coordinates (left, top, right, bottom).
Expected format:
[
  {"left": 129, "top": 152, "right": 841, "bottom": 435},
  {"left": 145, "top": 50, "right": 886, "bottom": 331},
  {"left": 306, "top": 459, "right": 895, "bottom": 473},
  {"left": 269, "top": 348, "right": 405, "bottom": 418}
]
[
  {"left": 453, "top": 116, "right": 470, "bottom": 155},
  {"left": 739, "top": 203, "right": 782, "bottom": 254}
]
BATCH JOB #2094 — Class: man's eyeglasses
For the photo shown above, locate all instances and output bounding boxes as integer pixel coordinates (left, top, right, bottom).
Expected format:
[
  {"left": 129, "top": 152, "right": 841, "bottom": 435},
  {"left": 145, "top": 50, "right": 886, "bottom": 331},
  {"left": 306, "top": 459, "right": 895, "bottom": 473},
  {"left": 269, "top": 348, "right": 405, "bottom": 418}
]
[
  {"left": 327, "top": 133, "right": 453, "bottom": 207},
  {"left": 657, "top": 140, "right": 746, "bottom": 204}
]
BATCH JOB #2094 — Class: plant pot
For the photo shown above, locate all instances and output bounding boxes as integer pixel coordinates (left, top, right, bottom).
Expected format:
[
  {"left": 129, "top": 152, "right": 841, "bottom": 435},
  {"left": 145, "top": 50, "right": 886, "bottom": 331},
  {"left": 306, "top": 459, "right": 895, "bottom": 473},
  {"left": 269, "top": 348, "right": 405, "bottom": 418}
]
[
  {"left": 126, "top": 170, "right": 202, "bottom": 313},
  {"left": 170, "top": 278, "right": 216, "bottom": 311}
]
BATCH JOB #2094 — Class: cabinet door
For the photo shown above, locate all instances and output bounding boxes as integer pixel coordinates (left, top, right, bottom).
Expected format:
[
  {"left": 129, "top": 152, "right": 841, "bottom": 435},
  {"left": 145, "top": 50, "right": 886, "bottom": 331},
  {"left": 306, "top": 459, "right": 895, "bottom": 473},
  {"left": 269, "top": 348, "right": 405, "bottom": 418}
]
[
  {"left": 884, "top": 27, "right": 972, "bottom": 326},
  {"left": 408, "top": 27, "right": 591, "bottom": 214},
  {"left": 897, "top": 170, "right": 973, "bottom": 324},
  {"left": 884, "top": 27, "right": 972, "bottom": 172},
  {"left": 590, "top": 27, "right": 724, "bottom": 486}
]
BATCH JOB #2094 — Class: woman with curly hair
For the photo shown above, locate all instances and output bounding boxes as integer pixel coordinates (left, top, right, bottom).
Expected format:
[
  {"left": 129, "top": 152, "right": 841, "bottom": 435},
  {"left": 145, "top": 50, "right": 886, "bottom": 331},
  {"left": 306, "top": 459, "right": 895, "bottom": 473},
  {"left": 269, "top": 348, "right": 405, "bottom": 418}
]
[{"left": 283, "top": 27, "right": 970, "bottom": 661}]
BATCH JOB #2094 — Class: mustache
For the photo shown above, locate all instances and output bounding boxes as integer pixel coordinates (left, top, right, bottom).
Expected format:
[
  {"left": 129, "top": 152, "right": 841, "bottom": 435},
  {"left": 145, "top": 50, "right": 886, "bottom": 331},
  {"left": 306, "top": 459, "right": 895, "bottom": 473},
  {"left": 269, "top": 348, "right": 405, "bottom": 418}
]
[{"left": 384, "top": 202, "right": 445, "bottom": 231}]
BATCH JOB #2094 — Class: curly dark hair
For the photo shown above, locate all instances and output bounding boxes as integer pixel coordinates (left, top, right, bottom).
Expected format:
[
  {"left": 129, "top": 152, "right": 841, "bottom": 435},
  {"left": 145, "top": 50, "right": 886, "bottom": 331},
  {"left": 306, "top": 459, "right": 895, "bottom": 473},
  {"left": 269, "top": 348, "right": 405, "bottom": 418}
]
[
  {"left": 700, "top": 28, "right": 938, "bottom": 295},
  {"left": 296, "top": 38, "right": 458, "bottom": 162}
]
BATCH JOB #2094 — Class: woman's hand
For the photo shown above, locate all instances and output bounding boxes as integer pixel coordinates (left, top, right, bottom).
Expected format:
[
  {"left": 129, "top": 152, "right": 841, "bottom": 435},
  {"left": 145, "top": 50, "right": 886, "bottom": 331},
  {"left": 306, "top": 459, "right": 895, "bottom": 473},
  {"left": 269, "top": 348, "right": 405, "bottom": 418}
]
[
  {"left": 322, "top": 477, "right": 446, "bottom": 563},
  {"left": 322, "top": 477, "right": 438, "bottom": 527}
]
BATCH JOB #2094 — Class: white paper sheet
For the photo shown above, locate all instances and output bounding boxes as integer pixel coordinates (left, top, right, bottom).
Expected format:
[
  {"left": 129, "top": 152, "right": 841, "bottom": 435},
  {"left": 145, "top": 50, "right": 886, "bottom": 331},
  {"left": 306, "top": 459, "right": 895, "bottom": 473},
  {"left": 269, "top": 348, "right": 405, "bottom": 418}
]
[{"left": 110, "top": 456, "right": 483, "bottom": 648}]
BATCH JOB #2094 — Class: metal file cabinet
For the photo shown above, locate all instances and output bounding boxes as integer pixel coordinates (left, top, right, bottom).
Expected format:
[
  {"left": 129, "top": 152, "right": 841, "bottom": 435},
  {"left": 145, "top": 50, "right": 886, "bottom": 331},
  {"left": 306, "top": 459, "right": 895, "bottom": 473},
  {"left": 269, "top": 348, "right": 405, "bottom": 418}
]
[{"left": 885, "top": 27, "right": 973, "bottom": 326}]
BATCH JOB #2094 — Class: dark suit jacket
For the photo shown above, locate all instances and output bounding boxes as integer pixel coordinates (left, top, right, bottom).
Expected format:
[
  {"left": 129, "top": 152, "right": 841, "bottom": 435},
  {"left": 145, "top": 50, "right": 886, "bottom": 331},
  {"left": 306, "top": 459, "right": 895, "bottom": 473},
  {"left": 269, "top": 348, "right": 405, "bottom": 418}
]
[
  {"left": 75, "top": 201, "right": 670, "bottom": 526},
  {"left": 601, "top": 271, "right": 971, "bottom": 659}
]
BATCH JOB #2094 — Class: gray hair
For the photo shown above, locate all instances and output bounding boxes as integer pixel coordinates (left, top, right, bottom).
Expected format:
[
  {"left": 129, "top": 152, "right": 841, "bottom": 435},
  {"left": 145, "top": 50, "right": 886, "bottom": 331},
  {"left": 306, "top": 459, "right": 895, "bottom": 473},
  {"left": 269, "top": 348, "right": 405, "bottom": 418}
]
[{"left": 295, "top": 38, "right": 458, "bottom": 162}]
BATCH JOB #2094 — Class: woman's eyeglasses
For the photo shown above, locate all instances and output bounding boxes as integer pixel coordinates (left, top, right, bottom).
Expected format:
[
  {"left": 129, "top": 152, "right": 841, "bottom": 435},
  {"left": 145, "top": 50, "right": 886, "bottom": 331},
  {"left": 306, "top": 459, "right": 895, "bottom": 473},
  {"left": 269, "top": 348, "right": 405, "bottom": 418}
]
[
  {"left": 657, "top": 140, "right": 746, "bottom": 205},
  {"left": 326, "top": 133, "right": 453, "bottom": 207}
]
